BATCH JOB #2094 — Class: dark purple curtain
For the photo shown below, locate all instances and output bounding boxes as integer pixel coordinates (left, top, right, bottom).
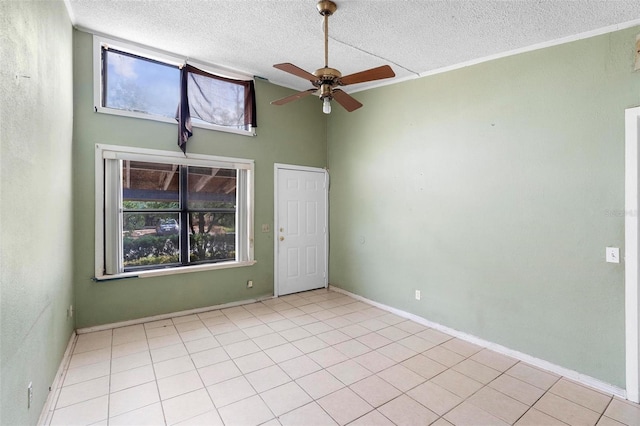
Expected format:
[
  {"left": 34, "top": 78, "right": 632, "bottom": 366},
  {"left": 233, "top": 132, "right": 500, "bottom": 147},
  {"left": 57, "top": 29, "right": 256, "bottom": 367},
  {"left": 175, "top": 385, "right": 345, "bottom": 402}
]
[{"left": 177, "top": 66, "right": 192, "bottom": 154}]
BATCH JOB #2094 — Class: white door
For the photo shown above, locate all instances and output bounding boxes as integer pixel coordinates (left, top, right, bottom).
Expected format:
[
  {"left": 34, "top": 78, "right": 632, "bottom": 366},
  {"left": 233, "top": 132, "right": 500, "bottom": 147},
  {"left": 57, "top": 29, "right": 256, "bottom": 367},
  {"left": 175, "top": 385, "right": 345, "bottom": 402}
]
[{"left": 275, "top": 165, "right": 328, "bottom": 296}]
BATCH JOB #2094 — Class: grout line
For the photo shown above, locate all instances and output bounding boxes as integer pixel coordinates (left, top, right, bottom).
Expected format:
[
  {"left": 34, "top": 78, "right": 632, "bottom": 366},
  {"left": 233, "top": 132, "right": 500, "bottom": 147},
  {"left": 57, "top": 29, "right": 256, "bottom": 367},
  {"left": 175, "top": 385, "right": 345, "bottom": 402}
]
[
  {"left": 105, "top": 330, "right": 113, "bottom": 423},
  {"left": 499, "top": 367, "right": 560, "bottom": 425},
  {"left": 596, "top": 398, "right": 615, "bottom": 425},
  {"left": 150, "top": 341, "right": 168, "bottom": 425}
]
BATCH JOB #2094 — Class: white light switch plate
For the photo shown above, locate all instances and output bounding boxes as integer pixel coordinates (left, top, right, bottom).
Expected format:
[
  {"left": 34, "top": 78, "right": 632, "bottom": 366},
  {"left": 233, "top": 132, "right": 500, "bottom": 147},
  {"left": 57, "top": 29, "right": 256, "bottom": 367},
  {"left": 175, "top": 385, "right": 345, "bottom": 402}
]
[{"left": 606, "top": 247, "right": 620, "bottom": 263}]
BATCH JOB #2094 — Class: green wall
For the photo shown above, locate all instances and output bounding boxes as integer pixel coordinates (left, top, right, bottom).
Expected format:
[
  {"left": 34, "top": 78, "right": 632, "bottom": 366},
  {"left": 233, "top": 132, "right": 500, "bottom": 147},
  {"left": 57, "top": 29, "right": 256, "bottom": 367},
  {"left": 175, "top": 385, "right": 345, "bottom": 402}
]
[
  {"left": 72, "top": 30, "right": 327, "bottom": 328},
  {"left": 328, "top": 27, "right": 640, "bottom": 388},
  {"left": 0, "top": 0, "right": 75, "bottom": 424},
  {"left": 2, "top": 4, "right": 637, "bottom": 422}
]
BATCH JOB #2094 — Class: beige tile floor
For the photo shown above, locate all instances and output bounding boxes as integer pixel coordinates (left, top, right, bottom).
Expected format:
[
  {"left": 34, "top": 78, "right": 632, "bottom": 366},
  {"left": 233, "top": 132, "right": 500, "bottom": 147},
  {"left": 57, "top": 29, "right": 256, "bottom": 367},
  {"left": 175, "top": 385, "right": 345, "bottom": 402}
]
[{"left": 46, "top": 288, "right": 640, "bottom": 426}]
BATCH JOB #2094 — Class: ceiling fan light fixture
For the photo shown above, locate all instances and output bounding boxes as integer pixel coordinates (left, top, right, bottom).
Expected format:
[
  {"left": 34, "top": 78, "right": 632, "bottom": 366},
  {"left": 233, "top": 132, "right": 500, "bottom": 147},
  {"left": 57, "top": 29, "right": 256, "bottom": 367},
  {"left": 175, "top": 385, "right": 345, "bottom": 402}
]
[{"left": 323, "top": 97, "right": 332, "bottom": 114}]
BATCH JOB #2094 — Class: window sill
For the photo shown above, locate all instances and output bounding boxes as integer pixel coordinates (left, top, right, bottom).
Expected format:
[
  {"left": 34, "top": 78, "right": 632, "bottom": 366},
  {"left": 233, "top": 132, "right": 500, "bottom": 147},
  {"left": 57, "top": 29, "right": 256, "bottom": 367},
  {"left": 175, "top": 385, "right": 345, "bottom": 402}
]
[
  {"left": 94, "top": 260, "right": 257, "bottom": 282},
  {"left": 94, "top": 106, "right": 256, "bottom": 137}
]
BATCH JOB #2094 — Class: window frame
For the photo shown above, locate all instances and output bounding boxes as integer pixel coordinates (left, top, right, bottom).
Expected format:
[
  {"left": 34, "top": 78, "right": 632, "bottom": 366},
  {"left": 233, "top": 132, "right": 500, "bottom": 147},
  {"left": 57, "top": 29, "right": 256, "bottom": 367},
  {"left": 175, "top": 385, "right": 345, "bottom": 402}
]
[
  {"left": 92, "top": 35, "right": 256, "bottom": 137},
  {"left": 95, "top": 144, "right": 256, "bottom": 281}
]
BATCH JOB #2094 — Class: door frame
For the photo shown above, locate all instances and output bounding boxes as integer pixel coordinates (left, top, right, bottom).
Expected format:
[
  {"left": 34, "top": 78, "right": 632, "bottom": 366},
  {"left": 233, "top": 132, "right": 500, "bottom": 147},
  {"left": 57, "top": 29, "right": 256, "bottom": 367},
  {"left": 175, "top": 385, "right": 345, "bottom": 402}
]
[
  {"left": 626, "top": 106, "right": 640, "bottom": 403},
  {"left": 273, "top": 163, "right": 329, "bottom": 297}
]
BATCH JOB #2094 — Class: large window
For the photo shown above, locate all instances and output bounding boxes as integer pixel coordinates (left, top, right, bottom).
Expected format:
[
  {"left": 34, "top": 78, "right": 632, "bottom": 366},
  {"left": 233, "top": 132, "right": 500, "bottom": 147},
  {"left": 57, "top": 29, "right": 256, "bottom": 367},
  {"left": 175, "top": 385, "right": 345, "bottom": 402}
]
[
  {"left": 96, "top": 145, "right": 254, "bottom": 279},
  {"left": 93, "top": 36, "right": 256, "bottom": 136}
]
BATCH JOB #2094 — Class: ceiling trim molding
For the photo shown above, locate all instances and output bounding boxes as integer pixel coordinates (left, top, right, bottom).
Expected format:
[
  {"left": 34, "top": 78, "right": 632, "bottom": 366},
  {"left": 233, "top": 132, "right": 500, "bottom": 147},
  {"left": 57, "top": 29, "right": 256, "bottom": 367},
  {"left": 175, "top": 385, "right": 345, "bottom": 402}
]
[{"left": 350, "top": 18, "right": 640, "bottom": 94}]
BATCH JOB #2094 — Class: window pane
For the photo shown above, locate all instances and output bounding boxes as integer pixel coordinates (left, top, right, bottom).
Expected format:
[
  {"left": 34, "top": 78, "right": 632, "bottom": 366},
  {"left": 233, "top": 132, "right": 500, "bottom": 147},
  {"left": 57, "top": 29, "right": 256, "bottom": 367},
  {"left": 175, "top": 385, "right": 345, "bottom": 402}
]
[
  {"left": 123, "top": 161, "right": 179, "bottom": 209},
  {"left": 104, "top": 49, "right": 180, "bottom": 118},
  {"left": 123, "top": 212, "right": 180, "bottom": 268},
  {"left": 188, "top": 73, "right": 248, "bottom": 129},
  {"left": 187, "top": 166, "right": 236, "bottom": 209},
  {"left": 189, "top": 212, "right": 235, "bottom": 263}
]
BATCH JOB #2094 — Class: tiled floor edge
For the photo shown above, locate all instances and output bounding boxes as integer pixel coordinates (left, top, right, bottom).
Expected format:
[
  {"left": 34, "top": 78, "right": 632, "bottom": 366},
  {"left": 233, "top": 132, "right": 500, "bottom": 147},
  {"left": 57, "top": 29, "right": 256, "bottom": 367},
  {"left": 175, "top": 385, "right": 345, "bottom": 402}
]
[
  {"left": 328, "top": 284, "right": 627, "bottom": 401},
  {"left": 75, "top": 294, "right": 275, "bottom": 335},
  {"left": 37, "top": 330, "right": 78, "bottom": 426}
]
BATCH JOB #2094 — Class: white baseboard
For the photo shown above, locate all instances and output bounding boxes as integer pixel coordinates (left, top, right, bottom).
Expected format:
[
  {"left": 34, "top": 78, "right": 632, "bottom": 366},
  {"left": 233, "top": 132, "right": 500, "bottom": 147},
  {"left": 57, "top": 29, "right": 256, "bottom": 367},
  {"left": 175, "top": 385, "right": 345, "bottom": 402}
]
[
  {"left": 38, "top": 330, "right": 77, "bottom": 426},
  {"left": 76, "top": 295, "right": 274, "bottom": 334},
  {"left": 329, "top": 285, "right": 626, "bottom": 399}
]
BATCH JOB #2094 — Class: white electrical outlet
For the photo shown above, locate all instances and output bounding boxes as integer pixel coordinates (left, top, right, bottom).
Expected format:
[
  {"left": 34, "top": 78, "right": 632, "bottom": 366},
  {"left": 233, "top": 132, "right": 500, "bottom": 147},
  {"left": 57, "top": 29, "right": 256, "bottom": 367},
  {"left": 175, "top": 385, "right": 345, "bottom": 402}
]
[
  {"left": 67, "top": 305, "right": 73, "bottom": 318},
  {"left": 261, "top": 224, "right": 270, "bottom": 233},
  {"left": 606, "top": 247, "right": 620, "bottom": 263},
  {"left": 247, "top": 280, "right": 253, "bottom": 288},
  {"left": 415, "top": 290, "right": 421, "bottom": 300}
]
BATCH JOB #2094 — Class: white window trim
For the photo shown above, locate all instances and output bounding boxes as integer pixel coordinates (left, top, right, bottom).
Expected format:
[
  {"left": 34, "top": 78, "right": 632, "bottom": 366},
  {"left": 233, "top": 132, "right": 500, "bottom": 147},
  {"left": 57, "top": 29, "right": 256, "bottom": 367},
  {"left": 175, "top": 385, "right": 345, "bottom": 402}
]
[
  {"left": 626, "top": 106, "right": 640, "bottom": 403},
  {"left": 94, "top": 144, "right": 256, "bottom": 281},
  {"left": 92, "top": 35, "right": 256, "bottom": 137}
]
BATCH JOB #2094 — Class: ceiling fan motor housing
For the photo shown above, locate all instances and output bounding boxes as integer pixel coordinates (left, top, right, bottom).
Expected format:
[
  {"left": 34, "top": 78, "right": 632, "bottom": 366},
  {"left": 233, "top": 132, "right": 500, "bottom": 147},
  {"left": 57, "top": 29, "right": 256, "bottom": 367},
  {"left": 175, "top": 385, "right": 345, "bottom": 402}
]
[
  {"left": 314, "top": 67, "right": 341, "bottom": 99},
  {"left": 316, "top": 66, "right": 340, "bottom": 79}
]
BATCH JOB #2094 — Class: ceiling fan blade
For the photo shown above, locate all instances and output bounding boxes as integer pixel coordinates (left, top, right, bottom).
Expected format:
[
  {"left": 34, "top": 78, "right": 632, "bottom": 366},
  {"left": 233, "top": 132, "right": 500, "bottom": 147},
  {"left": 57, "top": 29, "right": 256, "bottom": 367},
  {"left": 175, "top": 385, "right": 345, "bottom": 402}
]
[
  {"left": 332, "top": 89, "right": 363, "bottom": 112},
  {"left": 339, "top": 65, "right": 396, "bottom": 86},
  {"left": 273, "top": 63, "right": 318, "bottom": 83},
  {"left": 271, "top": 88, "right": 317, "bottom": 106}
]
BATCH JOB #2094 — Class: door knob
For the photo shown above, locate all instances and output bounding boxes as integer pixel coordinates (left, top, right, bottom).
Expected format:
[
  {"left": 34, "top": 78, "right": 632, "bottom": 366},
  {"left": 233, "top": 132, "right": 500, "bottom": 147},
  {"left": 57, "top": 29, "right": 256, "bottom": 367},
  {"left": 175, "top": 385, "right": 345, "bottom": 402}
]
[{"left": 279, "top": 236, "right": 285, "bottom": 241}]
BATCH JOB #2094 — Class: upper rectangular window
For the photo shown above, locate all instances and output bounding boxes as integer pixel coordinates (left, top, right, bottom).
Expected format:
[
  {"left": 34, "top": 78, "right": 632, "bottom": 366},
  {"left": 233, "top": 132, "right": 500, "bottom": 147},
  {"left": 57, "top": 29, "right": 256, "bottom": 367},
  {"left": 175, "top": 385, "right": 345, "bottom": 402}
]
[
  {"left": 93, "top": 35, "right": 256, "bottom": 136},
  {"left": 95, "top": 144, "right": 255, "bottom": 280},
  {"left": 186, "top": 66, "right": 254, "bottom": 131},
  {"left": 103, "top": 48, "right": 180, "bottom": 119}
]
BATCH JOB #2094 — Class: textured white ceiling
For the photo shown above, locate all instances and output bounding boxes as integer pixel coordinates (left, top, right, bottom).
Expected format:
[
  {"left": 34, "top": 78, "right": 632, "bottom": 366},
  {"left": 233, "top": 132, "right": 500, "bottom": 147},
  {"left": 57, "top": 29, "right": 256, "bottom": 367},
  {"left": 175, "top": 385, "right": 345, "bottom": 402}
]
[{"left": 67, "top": 0, "right": 640, "bottom": 93}]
